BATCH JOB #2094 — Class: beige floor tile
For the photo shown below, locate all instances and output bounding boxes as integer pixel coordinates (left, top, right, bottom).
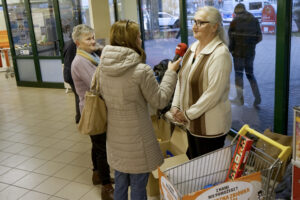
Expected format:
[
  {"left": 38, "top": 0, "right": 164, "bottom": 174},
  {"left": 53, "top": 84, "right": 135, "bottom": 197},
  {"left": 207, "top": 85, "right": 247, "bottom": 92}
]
[
  {"left": 74, "top": 170, "right": 93, "bottom": 185},
  {"left": 34, "top": 148, "right": 63, "bottom": 160},
  {"left": 61, "top": 124, "right": 78, "bottom": 132},
  {"left": 0, "top": 129, "right": 17, "bottom": 136},
  {"left": 0, "top": 165, "right": 11, "bottom": 175},
  {"left": 0, "top": 122, "right": 18, "bottom": 131},
  {"left": 18, "top": 145, "right": 44, "bottom": 157},
  {"left": 18, "top": 191, "right": 50, "bottom": 200},
  {"left": 68, "top": 142, "right": 91, "bottom": 153},
  {"left": 7, "top": 125, "right": 28, "bottom": 133},
  {"left": 1, "top": 154, "right": 29, "bottom": 167},
  {"left": 0, "top": 152, "right": 13, "bottom": 162},
  {"left": 5, "top": 133, "right": 27, "bottom": 143},
  {"left": 51, "top": 130, "right": 73, "bottom": 139},
  {"left": 0, "top": 186, "right": 29, "bottom": 200},
  {"left": 66, "top": 133, "right": 88, "bottom": 143},
  {"left": 0, "top": 168, "right": 29, "bottom": 184},
  {"left": 34, "top": 177, "right": 69, "bottom": 195},
  {"left": 54, "top": 165, "right": 87, "bottom": 181},
  {"left": 51, "top": 140, "right": 76, "bottom": 151},
  {"left": 56, "top": 182, "right": 93, "bottom": 200},
  {"left": 20, "top": 134, "right": 44, "bottom": 145},
  {"left": 70, "top": 153, "right": 93, "bottom": 169},
  {"left": 48, "top": 196, "right": 66, "bottom": 200},
  {"left": 34, "top": 161, "right": 65, "bottom": 176},
  {"left": 36, "top": 138, "right": 60, "bottom": 148},
  {"left": 52, "top": 151, "right": 80, "bottom": 164},
  {"left": 0, "top": 183, "right": 9, "bottom": 192},
  {"left": 79, "top": 186, "right": 101, "bottom": 200},
  {"left": 0, "top": 140, "right": 14, "bottom": 150},
  {"left": 2, "top": 143, "right": 29, "bottom": 154},
  {"left": 14, "top": 172, "right": 49, "bottom": 189},
  {"left": 16, "top": 157, "right": 47, "bottom": 171}
]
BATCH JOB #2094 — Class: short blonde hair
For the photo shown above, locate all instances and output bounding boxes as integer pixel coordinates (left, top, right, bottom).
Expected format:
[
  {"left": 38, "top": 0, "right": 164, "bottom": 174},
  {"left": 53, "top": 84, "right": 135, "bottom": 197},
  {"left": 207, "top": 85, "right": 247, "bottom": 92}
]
[
  {"left": 110, "top": 20, "right": 146, "bottom": 62},
  {"left": 72, "top": 24, "right": 94, "bottom": 42}
]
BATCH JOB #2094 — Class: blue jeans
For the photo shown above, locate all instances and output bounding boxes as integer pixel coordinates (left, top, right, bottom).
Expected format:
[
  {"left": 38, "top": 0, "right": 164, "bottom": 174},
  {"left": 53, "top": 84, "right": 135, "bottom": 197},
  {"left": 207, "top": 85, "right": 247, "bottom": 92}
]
[{"left": 114, "top": 170, "right": 149, "bottom": 200}]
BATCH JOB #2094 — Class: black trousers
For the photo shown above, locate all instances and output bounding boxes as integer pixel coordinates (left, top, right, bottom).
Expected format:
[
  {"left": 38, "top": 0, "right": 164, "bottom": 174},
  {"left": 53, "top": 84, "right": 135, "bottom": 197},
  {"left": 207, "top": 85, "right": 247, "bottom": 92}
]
[
  {"left": 233, "top": 56, "right": 261, "bottom": 100},
  {"left": 186, "top": 131, "right": 227, "bottom": 159},
  {"left": 69, "top": 83, "right": 81, "bottom": 124},
  {"left": 90, "top": 133, "right": 111, "bottom": 185}
]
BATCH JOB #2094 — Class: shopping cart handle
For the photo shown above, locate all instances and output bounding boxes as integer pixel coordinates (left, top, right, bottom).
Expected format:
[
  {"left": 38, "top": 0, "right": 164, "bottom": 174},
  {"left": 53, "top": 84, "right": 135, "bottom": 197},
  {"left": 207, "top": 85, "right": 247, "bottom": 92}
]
[{"left": 238, "top": 124, "right": 292, "bottom": 162}]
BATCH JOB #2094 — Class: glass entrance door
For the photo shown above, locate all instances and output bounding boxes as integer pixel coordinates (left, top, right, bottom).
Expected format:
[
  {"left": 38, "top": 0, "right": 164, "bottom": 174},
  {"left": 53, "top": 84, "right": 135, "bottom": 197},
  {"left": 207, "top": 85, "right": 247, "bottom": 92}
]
[
  {"left": 6, "top": 0, "right": 37, "bottom": 82},
  {"left": 3, "top": 0, "right": 66, "bottom": 86}
]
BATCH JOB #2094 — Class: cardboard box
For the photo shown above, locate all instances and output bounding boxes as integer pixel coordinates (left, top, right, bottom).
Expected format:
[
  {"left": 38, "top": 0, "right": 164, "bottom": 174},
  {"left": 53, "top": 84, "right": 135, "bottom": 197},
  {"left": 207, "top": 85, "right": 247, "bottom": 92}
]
[
  {"left": 226, "top": 135, "right": 253, "bottom": 181},
  {"left": 147, "top": 126, "right": 189, "bottom": 196},
  {"left": 159, "top": 168, "right": 262, "bottom": 200}
]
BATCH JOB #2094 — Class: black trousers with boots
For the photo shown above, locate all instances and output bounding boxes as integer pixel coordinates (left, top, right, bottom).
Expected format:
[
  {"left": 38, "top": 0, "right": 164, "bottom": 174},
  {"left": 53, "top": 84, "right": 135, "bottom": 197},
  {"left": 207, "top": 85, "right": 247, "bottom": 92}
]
[{"left": 90, "top": 133, "right": 111, "bottom": 185}]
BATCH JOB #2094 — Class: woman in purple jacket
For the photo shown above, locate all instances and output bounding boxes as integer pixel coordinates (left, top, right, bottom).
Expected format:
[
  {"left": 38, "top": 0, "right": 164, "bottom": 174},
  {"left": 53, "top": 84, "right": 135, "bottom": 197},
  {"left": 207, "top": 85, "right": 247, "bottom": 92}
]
[{"left": 71, "top": 24, "right": 113, "bottom": 200}]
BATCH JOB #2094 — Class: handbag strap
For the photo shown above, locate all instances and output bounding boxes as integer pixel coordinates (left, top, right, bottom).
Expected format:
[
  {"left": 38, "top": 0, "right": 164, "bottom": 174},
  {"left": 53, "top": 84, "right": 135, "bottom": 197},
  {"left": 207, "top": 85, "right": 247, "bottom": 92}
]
[{"left": 90, "top": 66, "right": 101, "bottom": 95}]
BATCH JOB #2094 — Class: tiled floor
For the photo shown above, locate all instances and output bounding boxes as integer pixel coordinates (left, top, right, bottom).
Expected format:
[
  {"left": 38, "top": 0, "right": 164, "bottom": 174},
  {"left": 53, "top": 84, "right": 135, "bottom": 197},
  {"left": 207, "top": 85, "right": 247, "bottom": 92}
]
[
  {"left": 0, "top": 75, "right": 105, "bottom": 200},
  {"left": 0, "top": 73, "right": 231, "bottom": 200}
]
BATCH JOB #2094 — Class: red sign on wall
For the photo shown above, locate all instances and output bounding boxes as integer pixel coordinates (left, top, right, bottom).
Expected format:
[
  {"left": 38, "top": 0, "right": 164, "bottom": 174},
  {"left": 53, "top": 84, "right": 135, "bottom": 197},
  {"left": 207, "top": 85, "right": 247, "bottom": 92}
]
[{"left": 261, "top": 5, "right": 276, "bottom": 34}]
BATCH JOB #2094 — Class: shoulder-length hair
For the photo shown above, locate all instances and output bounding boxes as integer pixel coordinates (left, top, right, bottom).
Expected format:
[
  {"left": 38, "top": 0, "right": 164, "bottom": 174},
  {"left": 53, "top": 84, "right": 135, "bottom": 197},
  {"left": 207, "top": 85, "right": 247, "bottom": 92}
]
[
  {"left": 110, "top": 20, "right": 146, "bottom": 62},
  {"left": 197, "top": 6, "right": 228, "bottom": 46}
]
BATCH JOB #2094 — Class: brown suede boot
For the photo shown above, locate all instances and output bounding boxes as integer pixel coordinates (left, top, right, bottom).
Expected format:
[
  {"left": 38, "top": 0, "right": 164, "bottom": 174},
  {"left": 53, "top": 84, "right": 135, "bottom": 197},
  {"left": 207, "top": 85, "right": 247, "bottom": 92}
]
[
  {"left": 92, "top": 171, "right": 115, "bottom": 185},
  {"left": 92, "top": 171, "right": 102, "bottom": 185},
  {"left": 101, "top": 184, "right": 114, "bottom": 200}
]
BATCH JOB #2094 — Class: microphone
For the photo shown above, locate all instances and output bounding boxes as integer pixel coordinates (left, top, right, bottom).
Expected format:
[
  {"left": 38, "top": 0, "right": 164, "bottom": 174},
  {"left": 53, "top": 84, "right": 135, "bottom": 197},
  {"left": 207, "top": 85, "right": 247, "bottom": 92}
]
[{"left": 172, "top": 43, "right": 188, "bottom": 62}]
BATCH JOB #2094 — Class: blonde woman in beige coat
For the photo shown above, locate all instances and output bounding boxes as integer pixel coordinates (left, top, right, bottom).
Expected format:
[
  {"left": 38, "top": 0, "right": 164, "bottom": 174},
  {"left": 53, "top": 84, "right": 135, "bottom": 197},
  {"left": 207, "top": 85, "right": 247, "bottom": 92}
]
[{"left": 98, "top": 20, "right": 181, "bottom": 200}]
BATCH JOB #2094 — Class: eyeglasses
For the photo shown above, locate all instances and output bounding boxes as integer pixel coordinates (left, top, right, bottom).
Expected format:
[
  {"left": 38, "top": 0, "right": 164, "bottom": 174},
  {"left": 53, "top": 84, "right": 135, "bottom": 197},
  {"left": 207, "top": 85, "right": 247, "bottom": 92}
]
[{"left": 191, "top": 19, "right": 210, "bottom": 27}]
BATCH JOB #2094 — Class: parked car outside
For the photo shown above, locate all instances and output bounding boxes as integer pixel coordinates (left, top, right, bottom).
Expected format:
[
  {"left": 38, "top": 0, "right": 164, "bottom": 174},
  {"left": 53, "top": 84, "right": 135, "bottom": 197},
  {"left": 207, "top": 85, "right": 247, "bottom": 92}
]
[
  {"left": 158, "top": 12, "right": 179, "bottom": 28},
  {"left": 143, "top": 11, "right": 179, "bottom": 30}
]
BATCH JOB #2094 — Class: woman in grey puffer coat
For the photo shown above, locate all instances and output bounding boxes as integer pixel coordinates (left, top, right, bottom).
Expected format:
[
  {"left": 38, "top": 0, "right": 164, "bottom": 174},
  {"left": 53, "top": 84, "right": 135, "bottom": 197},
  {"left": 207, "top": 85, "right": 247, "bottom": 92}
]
[{"left": 99, "top": 20, "right": 181, "bottom": 200}]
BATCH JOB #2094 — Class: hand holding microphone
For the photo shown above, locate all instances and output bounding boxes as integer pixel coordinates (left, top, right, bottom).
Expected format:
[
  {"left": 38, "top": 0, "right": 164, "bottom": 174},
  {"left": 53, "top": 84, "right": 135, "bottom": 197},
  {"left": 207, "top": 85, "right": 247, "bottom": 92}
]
[
  {"left": 172, "top": 43, "right": 188, "bottom": 62},
  {"left": 168, "top": 58, "right": 182, "bottom": 72},
  {"left": 168, "top": 43, "right": 188, "bottom": 72}
]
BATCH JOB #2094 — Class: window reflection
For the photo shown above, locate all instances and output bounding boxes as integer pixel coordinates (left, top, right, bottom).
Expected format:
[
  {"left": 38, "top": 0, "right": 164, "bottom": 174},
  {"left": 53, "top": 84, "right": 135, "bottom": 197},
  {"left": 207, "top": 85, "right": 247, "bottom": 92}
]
[
  {"left": 31, "top": 0, "right": 60, "bottom": 56},
  {"left": 141, "top": 0, "right": 180, "bottom": 67},
  {"left": 81, "top": 0, "right": 90, "bottom": 26},
  {"left": 7, "top": 1, "right": 32, "bottom": 56},
  {"left": 58, "top": 0, "right": 80, "bottom": 43},
  {"left": 185, "top": 0, "right": 276, "bottom": 132},
  {"left": 289, "top": 0, "right": 300, "bottom": 135}
]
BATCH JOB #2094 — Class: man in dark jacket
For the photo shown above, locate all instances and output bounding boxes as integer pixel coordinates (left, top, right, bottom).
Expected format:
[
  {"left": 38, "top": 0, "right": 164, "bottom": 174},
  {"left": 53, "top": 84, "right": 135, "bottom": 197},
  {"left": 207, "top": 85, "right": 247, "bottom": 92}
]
[
  {"left": 228, "top": 3, "right": 262, "bottom": 106},
  {"left": 63, "top": 40, "right": 81, "bottom": 123}
]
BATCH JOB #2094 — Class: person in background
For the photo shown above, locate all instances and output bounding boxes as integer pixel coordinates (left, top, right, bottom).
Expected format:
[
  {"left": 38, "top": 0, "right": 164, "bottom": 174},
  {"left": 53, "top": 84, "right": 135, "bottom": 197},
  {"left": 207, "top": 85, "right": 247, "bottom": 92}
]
[
  {"left": 63, "top": 39, "right": 81, "bottom": 124},
  {"left": 170, "top": 6, "right": 232, "bottom": 159},
  {"left": 70, "top": 24, "right": 114, "bottom": 200},
  {"left": 228, "top": 3, "right": 262, "bottom": 107},
  {"left": 99, "top": 20, "right": 181, "bottom": 200}
]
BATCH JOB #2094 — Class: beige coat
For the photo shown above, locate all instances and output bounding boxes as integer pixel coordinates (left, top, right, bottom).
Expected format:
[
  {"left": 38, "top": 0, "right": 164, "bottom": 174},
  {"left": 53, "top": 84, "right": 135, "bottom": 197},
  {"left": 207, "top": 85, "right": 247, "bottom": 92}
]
[
  {"left": 99, "top": 45, "right": 177, "bottom": 173},
  {"left": 172, "top": 36, "right": 232, "bottom": 138}
]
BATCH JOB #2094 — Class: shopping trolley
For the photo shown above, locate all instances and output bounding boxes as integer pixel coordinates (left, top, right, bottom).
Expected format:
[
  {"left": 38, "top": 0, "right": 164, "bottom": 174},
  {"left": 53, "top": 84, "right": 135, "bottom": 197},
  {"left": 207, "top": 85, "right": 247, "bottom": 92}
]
[{"left": 159, "top": 124, "right": 291, "bottom": 200}]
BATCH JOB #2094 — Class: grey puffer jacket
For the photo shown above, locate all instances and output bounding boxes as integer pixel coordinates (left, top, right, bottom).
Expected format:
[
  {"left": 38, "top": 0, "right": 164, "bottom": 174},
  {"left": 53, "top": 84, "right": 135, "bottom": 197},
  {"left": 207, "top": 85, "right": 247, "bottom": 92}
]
[{"left": 99, "top": 45, "right": 177, "bottom": 174}]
